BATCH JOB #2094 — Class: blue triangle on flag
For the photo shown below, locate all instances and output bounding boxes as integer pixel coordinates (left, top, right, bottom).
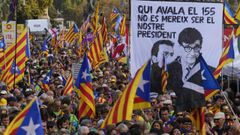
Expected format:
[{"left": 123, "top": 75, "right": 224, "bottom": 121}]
[
  {"left": 136, "top": 60, "right": 151, "bottom": 102},
  {"left": 199, "top": 55, "right": 220, "bottom": 90}
]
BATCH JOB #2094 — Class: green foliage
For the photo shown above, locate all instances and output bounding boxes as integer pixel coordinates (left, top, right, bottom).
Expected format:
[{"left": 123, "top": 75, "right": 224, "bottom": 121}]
[{"left": 0, "top": 0, "right": 53, "bottom": 23}]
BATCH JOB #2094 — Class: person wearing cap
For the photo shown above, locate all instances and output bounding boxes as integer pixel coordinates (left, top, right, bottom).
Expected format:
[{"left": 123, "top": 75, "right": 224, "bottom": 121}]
[
  {"left": 0, "top": 90, "right": 8, "bottom": 107},
  {"left": 213, "top": 112, "right": 229, "bottom": 135}
]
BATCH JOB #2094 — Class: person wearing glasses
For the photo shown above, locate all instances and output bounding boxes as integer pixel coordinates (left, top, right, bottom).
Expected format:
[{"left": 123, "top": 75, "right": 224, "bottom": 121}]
[
  {"left": 150, "top": 40, "right": 174, "bottom": 94},
  {"left": 167, "top": 27, "right": 206, "bottom": 112}
]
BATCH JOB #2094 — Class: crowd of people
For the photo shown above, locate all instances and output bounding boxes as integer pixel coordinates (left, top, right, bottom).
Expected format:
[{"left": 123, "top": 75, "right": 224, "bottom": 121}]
[{"left": 0, "top": 33, "right": 240, "bottom": 135}]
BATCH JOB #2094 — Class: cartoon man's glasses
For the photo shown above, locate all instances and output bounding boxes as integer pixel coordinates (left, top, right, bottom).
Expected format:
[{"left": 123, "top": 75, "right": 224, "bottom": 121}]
[{"left": 182, "top": 46, "right": 201, "bottom": 53}]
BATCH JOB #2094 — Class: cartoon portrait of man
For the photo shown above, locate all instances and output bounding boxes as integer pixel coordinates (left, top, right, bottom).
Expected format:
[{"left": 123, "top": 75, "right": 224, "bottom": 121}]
[
  {"left": 167, "top": 27, "right": 206, "bottom": 112},
  {"left": 150, "top": 40, "right": 174, "bottom": 94}
]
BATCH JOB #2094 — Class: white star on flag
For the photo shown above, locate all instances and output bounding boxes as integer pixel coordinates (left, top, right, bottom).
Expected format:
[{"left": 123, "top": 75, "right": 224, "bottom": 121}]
[
  {"left": 81, "top": 69, "right": 89, "bottom": 80},
  {"left": 46, "top": 76, "right": 50, "bottom": 82},
  {"left": 201, "top": 70, "right": 206, "bottom": 80},
  {"left": 138, "top": 76, "right": 149, "bottom": 92},
  {"left": 21, "top": 118, "right": 40, "bottom": 135}
]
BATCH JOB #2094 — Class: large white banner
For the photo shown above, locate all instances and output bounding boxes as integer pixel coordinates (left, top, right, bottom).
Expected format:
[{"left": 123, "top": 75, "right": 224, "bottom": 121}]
[{"left": 130, "top": 1, "right": 223, "bottom": 75}]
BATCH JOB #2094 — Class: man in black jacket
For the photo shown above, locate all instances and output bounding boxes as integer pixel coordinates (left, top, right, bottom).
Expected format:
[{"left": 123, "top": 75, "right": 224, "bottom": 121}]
[
  {"left": 150, "top": 40, "right": 174, "bottom": 94},
  {"left": 167, "top": 27, "right": 206, "bottom": 112}
]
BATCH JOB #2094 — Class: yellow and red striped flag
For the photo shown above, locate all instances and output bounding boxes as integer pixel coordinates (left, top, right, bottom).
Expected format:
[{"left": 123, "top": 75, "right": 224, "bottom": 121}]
[
  {"left": 94, "top": 0, "right": 100, "bottom": 34},
  {"left": 0, "top": 59, "right": 14, "bottom": 89},
  {"left": 0, "top": 28, "right": 28, "bottom": 88},
  {"left": 40, "top": 70, "right": 52, "bottom": 92},
  {"left": 87, "top": 31, "right": 105, "bottom": 69},
  {"left": 101, "top": 17, "right": 108, "bottom": 44},
  {"left": 110, "top": 8, "right": 119, "bottom": 22},
  {"left": 205, "top": 34, "right": 234, "bottom": 100},
  {"left": 75, "top": 54, "right": 95, "bottom": 119},
  {"left": 213, "top": 32, "right": 235, "bottom": 79},
  {"left": 120, "top": 14, "right": 126, "bottom": 36},
  {"left": 235, "top": 2, "right": 240, "bottom": 21},
  {"left": 0, "top": 59, "right": 13, "bottom": 82},
  {"left": 62, "top": 74, "right": 73, "bottom": 96},
  {"left": 190, "top": 107, "right": 206, "bottom": 135},
  {"left": 161, "top": 56, "right": 168, "bottom": 94},
  {"left": 101, "top": 62, "right": 148, "bottom": 128},
  {"left": 64, "top": 24, "right": 79, "bottom": 45},
  {"left": 4, "top": 98, "right": 44, "bottom": 135},
  {"left": 77, "top": 31, "right": 83, "bottom": 57},
  {"left": 133, "top": 61, "right": 151, "bottom": 110},
  {"left": 116, "top": 56, "right": 128, "bottom": 64},
  {"left": 224, "top": 2, "right": 238, "bottom": 24}
]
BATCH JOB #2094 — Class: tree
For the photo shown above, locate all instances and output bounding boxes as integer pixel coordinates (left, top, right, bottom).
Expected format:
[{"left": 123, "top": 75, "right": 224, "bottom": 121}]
[{"left": 16, "top": 0, "right": 53, "bottom": 23}]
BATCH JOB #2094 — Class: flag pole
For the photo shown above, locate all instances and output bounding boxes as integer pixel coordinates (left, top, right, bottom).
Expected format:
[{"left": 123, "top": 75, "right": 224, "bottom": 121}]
[
  {"left": 237, "top": 78, "right": 239, "bottom": 95},
  {"left": 13, "top": 0, "right": 18, "bottom": 89},
  {"left": 220, "top": 90, "right": 240, "bottom": 125}
]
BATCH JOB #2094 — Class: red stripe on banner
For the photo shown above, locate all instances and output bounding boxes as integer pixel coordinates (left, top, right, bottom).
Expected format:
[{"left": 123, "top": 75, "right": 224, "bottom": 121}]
[
  {"left": 86, "top": 108, "right": 93, "bottom": 117},
  {"left": 102, "top": 111, "right": 110, "bottom": 127},
  {"left": 79, "top": 86, "right": 94, "bottom": 104},
  {"left": 17, "top": 56, "right": 26, "bottom": 68},
  {"left": 15, "top": 47, "right": 26, "bottom": 59},
  {"left": 218, "top": 55, "right": 228, "bottom": 65},
  {"left": 65, "top": 28, "right": 73, "bottom": 38},
  {"left": 19, "top": 66, "right": 25, "bottom": 74},
  {"left": 88, "top": 49, "right": 94, "bottom": 62},
  {"left": 112, "top": 98, "right": 121, "bottom": 123},
  {"left": 5, "top": 33, "right": 26, "bottom": 57},
  {"left": 224, "top": 14, "right": 236, "bottom": 24},
  {"left": 134, "top": 97, "right": 145, "bottom": 103},
  {"left": 122, "top": 81, "right": 134, "bottom": 119},
  {"left": 95, "top": 44, "right": 101, "bottom": 62},
  {"left": 8, "top": 109, "right": 29, "bottom": 134},
  {"left": 78, "top": 102, "right": 87, "bottom": 118}
]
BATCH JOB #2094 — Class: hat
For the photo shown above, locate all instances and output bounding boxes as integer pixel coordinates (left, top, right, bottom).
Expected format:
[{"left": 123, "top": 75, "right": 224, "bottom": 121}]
[
  {"left": 97, "top": 119, "right": 104, "bottom": 128},
  {"left": 102, "top": 84, "right": 108, "bottom": 88},
  {"left": 150, "top": 92, "right": 158, "bottom": 99},
  {"left": 163, "top": 99, "right": 172, "bottom": 105},
  {"left": 80, "top": 119, "right": 92, "bottom": 126},
  {"left": 0, "top": 90, "right": 7, "bottom": 95},
  {"left": 25, "top": 88, "right": 34, "bottom": 97},
  {"left": 205, "top": 111, "right": 214, "bottom": 117},
  {"left": 40, "top": 93, "right": 48, "bottom": 99},
  {"left": 214, "top": 112, "right": 225, "bottom": 119},
  {"left": 170, "top": 92, "right": 176, "bottom": 97},
  {"left": 110, "top": 78, "right": 116, "bottom": 83},
  {"left": 57, "top": 85, "right": 64, "bottom": 88},
  {"left": 98, "top": 72, "right": 104, "bottom": 77},
  {"left": 0, "top": 98, "right": 7, "bottom": 106},
  {"left": 136, "top": 115, "right": 144, "bottom": 122}
]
